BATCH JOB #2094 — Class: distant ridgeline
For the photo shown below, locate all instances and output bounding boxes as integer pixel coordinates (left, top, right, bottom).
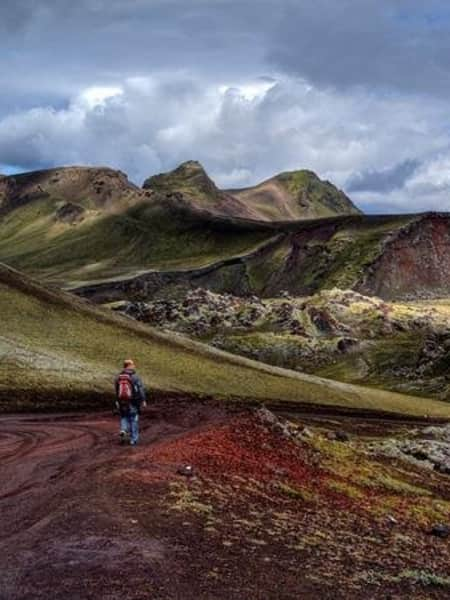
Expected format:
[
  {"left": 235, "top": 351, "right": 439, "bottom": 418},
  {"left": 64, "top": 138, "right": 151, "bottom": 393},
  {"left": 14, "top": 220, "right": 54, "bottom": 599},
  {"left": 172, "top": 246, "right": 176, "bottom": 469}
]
[{"left": 1, "top": 162, "right": 450, "bottom": 301}]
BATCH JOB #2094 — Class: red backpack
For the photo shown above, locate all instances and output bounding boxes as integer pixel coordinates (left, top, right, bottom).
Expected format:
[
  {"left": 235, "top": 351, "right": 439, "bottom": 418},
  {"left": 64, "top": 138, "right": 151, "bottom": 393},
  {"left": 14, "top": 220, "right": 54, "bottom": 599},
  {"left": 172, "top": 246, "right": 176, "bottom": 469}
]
[{"left": 117, "top": 372, "right": 134, "bottom": 408}]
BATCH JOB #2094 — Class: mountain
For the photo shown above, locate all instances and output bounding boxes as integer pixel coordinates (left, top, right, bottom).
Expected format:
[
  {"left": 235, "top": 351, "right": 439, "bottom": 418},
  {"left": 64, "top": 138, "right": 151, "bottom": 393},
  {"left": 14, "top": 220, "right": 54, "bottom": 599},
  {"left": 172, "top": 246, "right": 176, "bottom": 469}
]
[
  {"left": 74, "top": 212, "right": 450, "bottom": 302},
  {"left": 144, "top": 161, "right": 361, "bottom": 221},
  {"left": 143, "top": 160, "right": 261, "bottom": 220},
  {"left": 0, "top": 165, "right": 145, "bottom": 218},
  {"left": 1, "top": 163, "right": 450, "bottom": 302},
  {"left": 228, "top": 169, "right": 361, "bottom": 220},
  {"left": 2, "top": 261, "right": 450, "bottom": 417}
]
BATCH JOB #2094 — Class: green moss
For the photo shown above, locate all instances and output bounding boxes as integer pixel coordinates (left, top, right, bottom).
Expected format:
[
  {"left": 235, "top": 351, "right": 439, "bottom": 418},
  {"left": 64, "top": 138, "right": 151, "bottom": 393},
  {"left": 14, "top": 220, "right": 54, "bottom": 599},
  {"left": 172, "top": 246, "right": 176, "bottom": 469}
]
[
  {"left": 277, "top": 482, "right": 317, "bottom": 503},
  {"left": 0, "top": 198, "right": 270, "bottom": 285},
  {"left": 326, "top": 480, "right": 365, "bottom": 500},
  {"left": 392, "top": 570, "right": 450, "bottom": 587},
  {"left": 276, "top": 170, "right": 360, "bottom": 217},
  {"left": 359, "top": 473, "right": 432, "bottom": 497}
]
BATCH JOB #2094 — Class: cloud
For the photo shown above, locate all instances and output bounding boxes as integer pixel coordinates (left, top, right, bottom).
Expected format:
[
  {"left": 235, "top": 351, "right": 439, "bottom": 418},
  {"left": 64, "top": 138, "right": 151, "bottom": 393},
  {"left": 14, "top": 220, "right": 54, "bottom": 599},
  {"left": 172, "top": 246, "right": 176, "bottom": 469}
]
[
  {"left": 2, "top": 2, "right": 450, "bottom": 213},
  {"left": 269, "top": 0, "right": 450, "bottom": 96},
  {"left": 2, "top": 74, "right": 450, "bottom": 214},
  {"left": 347, "top": 160, "right": 421, "bottom": 193}
]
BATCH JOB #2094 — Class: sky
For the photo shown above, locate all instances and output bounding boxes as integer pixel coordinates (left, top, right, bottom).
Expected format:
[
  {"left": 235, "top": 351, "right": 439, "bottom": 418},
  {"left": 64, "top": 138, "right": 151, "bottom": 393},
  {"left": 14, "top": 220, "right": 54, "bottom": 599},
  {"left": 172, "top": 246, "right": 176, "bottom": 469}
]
[{"left": 2, "top": 1, "right": 450, "bottom": 213}]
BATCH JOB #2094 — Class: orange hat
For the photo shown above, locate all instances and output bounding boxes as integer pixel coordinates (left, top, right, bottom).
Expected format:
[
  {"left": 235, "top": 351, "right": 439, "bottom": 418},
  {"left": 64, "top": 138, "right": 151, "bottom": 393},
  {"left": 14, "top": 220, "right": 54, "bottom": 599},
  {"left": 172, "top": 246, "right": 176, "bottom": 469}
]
[{"left": 123, "top": 359, "right": 136, "bottom": 369}]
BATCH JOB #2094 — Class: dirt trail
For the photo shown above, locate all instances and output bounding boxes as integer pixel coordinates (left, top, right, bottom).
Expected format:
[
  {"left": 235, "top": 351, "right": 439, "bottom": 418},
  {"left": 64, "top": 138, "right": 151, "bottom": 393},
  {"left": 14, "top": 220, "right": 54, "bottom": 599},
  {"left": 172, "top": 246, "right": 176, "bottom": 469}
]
[
  {"left": 1, "top": 403, "right": 449, "bottom": 600},
  {"left": 0, "top": 403, "right": 213, "bottom": 600}
]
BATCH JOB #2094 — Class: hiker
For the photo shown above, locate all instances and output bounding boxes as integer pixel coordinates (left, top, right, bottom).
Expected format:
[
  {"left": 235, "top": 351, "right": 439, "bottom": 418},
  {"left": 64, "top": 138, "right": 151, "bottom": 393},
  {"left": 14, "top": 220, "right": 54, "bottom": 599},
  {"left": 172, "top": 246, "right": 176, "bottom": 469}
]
[{"left": 115, "top": 359, "right": 147, "bottom": 446}]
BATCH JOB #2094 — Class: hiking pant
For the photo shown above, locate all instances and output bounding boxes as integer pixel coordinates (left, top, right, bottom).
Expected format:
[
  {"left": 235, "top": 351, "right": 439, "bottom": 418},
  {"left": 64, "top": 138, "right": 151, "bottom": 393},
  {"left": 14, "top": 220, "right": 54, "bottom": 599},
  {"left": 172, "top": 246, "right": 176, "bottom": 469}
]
[{"left": 120, "top": 406, "right": 139, "bottom": 444}]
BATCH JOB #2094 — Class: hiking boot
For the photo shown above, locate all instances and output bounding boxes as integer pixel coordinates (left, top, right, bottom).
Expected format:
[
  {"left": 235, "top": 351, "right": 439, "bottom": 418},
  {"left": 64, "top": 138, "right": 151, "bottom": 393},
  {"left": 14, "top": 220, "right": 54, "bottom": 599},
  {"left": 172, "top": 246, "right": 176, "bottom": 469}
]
[
  {"left": 119, "top": 431, "right": 129, "bottom": 445},
  {"left": 130, "top": 440, "right": 138, "bottom": 446}
]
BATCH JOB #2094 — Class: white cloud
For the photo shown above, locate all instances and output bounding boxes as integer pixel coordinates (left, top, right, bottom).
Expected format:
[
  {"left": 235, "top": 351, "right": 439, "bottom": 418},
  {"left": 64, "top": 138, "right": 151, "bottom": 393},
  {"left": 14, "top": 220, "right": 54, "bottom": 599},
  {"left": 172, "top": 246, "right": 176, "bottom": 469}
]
[
  {"left": 77, "top": 86, "right": 123, "bottom": 109},
  {"left": 1, "top": 73, "right": 450, "bottom": 212}
]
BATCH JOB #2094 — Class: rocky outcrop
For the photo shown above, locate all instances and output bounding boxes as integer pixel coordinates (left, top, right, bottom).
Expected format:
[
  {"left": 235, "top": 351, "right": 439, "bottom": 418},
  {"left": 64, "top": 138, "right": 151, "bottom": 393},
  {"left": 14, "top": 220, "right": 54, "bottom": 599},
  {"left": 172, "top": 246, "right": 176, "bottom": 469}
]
[
  {"left": 358, "top": 213, "right": 450, "bottom": 300},
  {"left": 113, "top": 286, "right": 450, "bottom": 400},
  {"left": 371, "top": 424, "right": 450, "bottom": 475}
]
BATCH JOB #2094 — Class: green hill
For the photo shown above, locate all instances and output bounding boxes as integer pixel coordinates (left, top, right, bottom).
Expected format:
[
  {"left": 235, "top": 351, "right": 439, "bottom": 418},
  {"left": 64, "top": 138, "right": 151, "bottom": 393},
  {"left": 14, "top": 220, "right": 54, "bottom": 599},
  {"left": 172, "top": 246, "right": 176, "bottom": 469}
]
[
  {"left": 228, "top": 169, "right": 361, "bottom": 220},
  {"left": 1, "top": 164, "right": 450, "bottom": 302},
  {"left": 2, "top": 262, "right": 450, "bottom": 417},
  {"left": 144, "top": 161, "right": 361, "bottom": 221}
]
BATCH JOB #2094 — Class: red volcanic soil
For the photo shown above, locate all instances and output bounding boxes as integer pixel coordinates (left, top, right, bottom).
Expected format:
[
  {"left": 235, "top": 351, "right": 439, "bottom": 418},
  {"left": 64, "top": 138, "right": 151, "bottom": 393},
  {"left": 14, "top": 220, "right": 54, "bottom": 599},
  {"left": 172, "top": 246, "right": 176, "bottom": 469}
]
[
  {"left": 359, "top": 214, "right": 450, "bottom": 299},
  {"left": 1, "top": 399, "right": 450, "bottom": 600}
]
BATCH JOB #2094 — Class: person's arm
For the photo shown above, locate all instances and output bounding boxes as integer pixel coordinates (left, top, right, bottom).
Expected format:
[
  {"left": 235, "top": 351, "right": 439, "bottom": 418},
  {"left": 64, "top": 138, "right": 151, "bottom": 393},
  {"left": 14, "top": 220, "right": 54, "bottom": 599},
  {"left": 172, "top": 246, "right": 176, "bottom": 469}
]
[
  {"left": 133, "top": 375, "right": 147, "bottom": 407},
  {"left": 113, "top": 375, "right": 120, "bottom": 413}
]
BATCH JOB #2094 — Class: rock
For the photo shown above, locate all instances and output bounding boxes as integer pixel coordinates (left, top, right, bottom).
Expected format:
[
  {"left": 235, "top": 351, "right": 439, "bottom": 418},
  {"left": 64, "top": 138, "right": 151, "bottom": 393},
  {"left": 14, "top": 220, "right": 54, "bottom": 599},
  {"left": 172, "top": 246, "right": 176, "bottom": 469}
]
[
  {"left": 177, "top": 464, "right": 194, "bottom": 477},
  {"left": 334, "top": 430, "right": 350, "bottom": 442},
  {"left": 430, "top": 524, "right": 450, "bottom": 538},
  {"left": 411, "top": 449, "right": 429, "bottom": 461},
  {"left": 255, "top": 406, "right": 280, "bottom": 429},
  {"left": 434, "top": 461, "right": 450, "bottom": 475},
  {"left": 337, "top": 338, "right": 358, "bottom": 353},
  {"left": 386, "top": 515, "right": 398, "bottom": 525},
  {"left": 54, "top": 201, "right": 85, "bottom": 224},
  {"left": 298, "top": 426, "right": 314, "bottom": 440}
]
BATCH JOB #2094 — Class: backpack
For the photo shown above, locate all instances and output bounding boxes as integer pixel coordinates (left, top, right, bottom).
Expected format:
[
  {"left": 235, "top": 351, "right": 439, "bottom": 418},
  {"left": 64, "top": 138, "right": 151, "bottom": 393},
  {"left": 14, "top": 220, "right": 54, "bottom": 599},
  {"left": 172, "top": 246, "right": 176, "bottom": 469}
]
[{"left": 117, "top": 372, "right": 134, "bottom": 409}]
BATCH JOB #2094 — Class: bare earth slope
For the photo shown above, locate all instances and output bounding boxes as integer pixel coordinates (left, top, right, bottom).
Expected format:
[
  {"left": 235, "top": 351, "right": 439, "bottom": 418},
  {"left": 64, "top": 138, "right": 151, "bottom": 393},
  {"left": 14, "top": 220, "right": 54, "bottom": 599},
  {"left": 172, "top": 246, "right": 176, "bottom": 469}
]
[{"left": 0, "top": 165, "right": 145, "bottom": 217}]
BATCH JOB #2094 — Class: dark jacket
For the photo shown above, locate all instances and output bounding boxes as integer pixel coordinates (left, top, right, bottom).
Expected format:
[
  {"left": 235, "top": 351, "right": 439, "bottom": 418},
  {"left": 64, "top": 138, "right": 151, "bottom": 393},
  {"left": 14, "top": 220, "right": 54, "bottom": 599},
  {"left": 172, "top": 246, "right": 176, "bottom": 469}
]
[{"left": 115, "top": 368, "right": 147, "bottom": 414}]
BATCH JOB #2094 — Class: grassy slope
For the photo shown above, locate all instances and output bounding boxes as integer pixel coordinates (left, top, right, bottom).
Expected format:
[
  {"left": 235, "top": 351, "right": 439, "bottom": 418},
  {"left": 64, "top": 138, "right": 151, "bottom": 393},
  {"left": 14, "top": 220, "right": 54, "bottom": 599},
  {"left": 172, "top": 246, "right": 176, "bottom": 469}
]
[
  {"left": 0, "top": 181, "right": 447, "bottom": 302},
  {"left": 2, "top": 263, "right": 450, "bottom": 417},
  {"left": 0, "top": 191, "right": 419, "bottom": 293},
  {"left": 0, "top": 197, "right": 271, "bottom": 286}
]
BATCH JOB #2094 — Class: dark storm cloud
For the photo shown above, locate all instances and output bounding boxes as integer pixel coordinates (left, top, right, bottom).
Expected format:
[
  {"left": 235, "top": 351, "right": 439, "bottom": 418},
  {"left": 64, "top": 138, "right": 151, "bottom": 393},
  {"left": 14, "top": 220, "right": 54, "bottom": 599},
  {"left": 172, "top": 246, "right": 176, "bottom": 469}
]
[
  {"left": 3, "top": 1, "right": 450, "bottom": 98},
  {"left": 269, "top": 0, "right": 450, "bottom": 96},
  {"left": 347, "top": 160, "right": 421, "bottom": 193},
  {"left": 0, "top": 0, "right": 276, "bottom": 105}
]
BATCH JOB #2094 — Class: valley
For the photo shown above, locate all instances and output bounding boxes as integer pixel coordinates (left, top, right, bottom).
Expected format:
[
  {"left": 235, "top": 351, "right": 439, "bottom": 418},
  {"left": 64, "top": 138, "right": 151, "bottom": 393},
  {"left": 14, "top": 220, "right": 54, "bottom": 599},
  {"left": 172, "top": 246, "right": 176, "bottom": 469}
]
[{"left": 2, "top": 161, "right": 450, "bottom": 599}]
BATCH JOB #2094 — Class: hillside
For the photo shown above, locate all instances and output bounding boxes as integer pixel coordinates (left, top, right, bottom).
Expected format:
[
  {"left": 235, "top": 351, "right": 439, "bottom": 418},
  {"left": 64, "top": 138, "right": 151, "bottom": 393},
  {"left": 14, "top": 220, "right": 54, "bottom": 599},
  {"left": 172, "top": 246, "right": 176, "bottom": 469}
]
[
  {"left": 74, "top": 212, "right": 450, "bottom": 302},
  {"left": 2, "top": 262, "right": 450, "bottom": 417},
  {"left": 228, "top": 169, "right": 361, "bottom": 220},
  {"left": 144, "top": 161, "right": 361, "bottom": 221},
  {"left": 1, "top": 164, "right": 450, "bottom": 301},
  {"left": 0, "top": 165, "right": 145, "bottom": 217},
  {"left": 0, "top": 188, "right": 272, "bottom": 287}
]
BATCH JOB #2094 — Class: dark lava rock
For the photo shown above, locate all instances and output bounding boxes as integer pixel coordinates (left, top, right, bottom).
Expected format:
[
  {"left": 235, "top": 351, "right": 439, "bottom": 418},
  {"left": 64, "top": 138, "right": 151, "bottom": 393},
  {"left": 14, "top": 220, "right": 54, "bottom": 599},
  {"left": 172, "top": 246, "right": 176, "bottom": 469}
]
[
  {"left": 411, "top": 450, "right": 429, "bottom": 461},
  {"left": 337, "top": 338, "right": 358, "bottom": 353},
  {"left": 177, "top": 465, "right": 194, "bottom": 477},
  {"left": 434, "top": 461, "right": 450, "bottom": 475},
  {"left": 430, "top": 524, "right": 450, "bottom": 538},
  {"left": 54, "top": 202, "right": 85, "bottom": 224},
  {"left": 335, "top": 430, "right": 351, "bottom": 442},
  {"left": 327, "top": 430, "right": 351, "bottom": 442}
]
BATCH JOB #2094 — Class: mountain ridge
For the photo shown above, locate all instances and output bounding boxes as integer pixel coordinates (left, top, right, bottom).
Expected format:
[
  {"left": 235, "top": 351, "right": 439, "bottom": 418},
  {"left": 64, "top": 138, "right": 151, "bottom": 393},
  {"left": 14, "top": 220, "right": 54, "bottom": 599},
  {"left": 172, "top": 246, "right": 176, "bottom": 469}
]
[{"left": 144, "top": 160, "right": 361, "bottom": 221}]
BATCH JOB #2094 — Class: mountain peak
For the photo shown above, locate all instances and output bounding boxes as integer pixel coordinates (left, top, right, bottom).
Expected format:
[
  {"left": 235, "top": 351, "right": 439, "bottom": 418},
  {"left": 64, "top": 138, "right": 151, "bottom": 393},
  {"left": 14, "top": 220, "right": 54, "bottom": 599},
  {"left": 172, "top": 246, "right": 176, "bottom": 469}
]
[
  {"left": 143, "top": 160, "right": 218, "bottom": 200},
  {"left": 0, "top": 166, "right": 142, "bottom": 216}
]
